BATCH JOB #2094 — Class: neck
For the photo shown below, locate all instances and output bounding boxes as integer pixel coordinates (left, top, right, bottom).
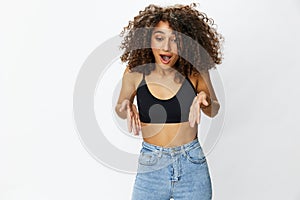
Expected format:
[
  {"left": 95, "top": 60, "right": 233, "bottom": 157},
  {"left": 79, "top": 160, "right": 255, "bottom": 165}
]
[{"left": 154, "top": 64, "right": 175, "bottom": 77}]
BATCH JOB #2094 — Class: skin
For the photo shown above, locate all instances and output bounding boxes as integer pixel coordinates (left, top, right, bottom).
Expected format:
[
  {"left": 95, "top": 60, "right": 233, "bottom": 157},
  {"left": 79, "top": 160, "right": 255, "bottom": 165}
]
[{"left": 115, "top": 21, "right": 220, "bottom": 147}]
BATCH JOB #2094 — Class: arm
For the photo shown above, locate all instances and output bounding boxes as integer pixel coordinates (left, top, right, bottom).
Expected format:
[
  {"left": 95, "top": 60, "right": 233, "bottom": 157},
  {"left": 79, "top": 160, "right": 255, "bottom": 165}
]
[
  {"left": 115, "top": 67, "right": 136, "bottom": 119},
  {"left": 195, "top": 70, "right": 220, "bottom": 118},
  {"left": 115, "top": 67, "right": 141, "bottom": 135}
]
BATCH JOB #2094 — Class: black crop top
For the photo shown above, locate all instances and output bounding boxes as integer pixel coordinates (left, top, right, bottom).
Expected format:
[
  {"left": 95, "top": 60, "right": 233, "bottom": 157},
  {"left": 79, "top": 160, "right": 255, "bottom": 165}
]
[{"left": 136, "top": 71, "right": 197, "bottom": 123}]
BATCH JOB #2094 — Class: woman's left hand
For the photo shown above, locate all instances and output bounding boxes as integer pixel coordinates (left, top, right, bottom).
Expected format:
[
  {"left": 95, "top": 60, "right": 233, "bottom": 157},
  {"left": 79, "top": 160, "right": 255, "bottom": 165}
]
[{"left": 188, "top": 91, "right": 210, "bottom": 127}]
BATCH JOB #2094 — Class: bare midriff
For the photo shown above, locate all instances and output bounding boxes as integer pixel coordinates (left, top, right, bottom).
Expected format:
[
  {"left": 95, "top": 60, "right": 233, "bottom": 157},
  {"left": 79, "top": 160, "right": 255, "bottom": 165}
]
[{"left": 141, "top": 121, "right": 198, "bottom": 147}]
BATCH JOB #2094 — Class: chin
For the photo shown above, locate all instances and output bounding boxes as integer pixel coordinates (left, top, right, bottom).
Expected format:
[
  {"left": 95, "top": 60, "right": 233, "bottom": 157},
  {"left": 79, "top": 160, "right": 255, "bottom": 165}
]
[{"left": 156, "top": 63, "right": 173, "bottom": 69}]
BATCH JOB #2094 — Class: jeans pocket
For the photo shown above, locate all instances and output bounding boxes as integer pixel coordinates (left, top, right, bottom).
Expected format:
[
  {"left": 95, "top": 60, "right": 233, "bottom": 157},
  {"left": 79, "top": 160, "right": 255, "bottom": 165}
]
[
  {"left": 138, "top": 148, "right": 159, "bottom": 166},
  {"left": 186, "top": 145, "right": 206, "bottom": 164}
]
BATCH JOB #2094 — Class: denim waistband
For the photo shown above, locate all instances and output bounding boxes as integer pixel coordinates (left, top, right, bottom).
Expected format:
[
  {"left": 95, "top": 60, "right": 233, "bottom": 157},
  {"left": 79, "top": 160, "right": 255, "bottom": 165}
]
[{"left": 141, "top": 138, "right": 200, "bottom": 155}]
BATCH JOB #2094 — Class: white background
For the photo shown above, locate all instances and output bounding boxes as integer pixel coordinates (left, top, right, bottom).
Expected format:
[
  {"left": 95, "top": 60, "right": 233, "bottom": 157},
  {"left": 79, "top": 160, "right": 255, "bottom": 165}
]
[{"left": 1, "top": 0, "right": 300, "bottom": 199}]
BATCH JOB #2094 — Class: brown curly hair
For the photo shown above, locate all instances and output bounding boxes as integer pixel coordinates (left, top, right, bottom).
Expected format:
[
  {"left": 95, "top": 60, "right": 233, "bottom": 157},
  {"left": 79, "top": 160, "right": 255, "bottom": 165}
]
[{"left": 120, "top": 3, "right": 224, "bottom": 79}]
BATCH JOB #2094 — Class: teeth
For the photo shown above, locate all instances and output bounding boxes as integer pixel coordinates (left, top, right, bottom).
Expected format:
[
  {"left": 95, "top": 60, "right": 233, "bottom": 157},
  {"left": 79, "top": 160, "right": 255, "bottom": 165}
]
[{"left": 161, "top": 55, "right": 171, "bottom": 61}]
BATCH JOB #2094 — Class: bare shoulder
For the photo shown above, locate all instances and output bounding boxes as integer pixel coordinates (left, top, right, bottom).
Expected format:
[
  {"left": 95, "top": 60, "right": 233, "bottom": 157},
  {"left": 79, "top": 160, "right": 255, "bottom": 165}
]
[
  {"left": 116, "top": 67, "right": 144, "bottom": 104},
  {"left": 187, "top": 69, "right": 203, "bottom": 89},
  {"left": 188, "top": 69, "right": 211, "bottom": 83},
  {"left": 187, "top": 69, "right": 217, "bottom": 100},
  {"left": 122, "top": 66, "right": 143, "bottom": 89}
]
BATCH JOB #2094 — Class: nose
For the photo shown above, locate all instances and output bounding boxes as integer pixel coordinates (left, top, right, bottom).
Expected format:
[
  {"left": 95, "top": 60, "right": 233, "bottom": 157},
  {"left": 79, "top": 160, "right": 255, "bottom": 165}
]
[{"left": 161, "top": 39, "right": 171, "bottom": 52}]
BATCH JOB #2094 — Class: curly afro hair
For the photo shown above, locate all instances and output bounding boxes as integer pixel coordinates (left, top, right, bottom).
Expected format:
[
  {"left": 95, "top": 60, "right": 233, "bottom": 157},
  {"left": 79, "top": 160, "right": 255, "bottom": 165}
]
[{"left": 120, "top": 3, "right": 224, "bottom": 79}]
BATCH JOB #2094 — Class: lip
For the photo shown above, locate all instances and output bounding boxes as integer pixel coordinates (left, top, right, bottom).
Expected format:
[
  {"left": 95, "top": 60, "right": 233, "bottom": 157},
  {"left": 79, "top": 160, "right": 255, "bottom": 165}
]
[{"left": 159, "top": 54, "right": 173, "bottom": 64}]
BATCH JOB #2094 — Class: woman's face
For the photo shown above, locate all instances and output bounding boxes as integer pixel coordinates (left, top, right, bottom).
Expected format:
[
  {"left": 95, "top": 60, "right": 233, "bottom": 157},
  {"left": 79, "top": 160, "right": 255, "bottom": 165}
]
[{"left": 151, "top": 21, "right": 179, "bottom": 68}]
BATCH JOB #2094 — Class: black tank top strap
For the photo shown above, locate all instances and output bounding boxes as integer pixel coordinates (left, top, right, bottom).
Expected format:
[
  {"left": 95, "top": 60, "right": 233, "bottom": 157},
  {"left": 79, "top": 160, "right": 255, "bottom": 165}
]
[
  {"left": 185, "top": 76, "right": 197, "bottom": 95},
  {"left": 141, "top": 69, "right": 146, "bottom": 83},
  {"left": 142, "top": 70, "right": 145, "bottom": 79}
]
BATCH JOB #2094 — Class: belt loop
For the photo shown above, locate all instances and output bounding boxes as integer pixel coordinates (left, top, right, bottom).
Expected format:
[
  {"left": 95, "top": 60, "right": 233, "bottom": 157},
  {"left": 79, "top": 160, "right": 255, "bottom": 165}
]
[
  {"left": 181, "top": 146, "right": 187, "bottom": 157},
  {"left": 157, "top": 147, "right": 163, "bottom": 158}
]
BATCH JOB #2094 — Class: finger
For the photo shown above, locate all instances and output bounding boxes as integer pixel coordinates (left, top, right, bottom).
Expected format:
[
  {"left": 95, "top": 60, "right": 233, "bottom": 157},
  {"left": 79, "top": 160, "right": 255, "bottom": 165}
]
[
  {"left": 194, "top": 95, "right": 202, "bottom": 125},
  {"left": 189, "top": 103, "right": 195, "bottom": 127},
  {"left": 136, "top": 115, "right": 141, "bottom": 135},
  {"left": 192, "top": 106, "right": 197, "bottom": 127},
  {"left": 198, "top": 110, "right": 201, "bottom": 124},
  {"left": 119, "top": 101, "right": 126, "bottom": 112},
  {"left": 132, "top": 116, "right": 137, "bottom": 135},
  {"left": 131, "top": 105, "right": 141, "bottom": 135},
  {"left": 127, "top": 105, "right": 132, "bottom": 132},
  {"left": 193, "top": 104, "right": 198, "bottom": 126},
  {"left": 196, "top": 102, "right": 201, "bottom": 124},
  {"left": 190, "top": 95, "right": 201, "bottom": 127},
  {"left": 134, "top": 115, "right": 139, "bottom": 135},
  {"left": 202, "top": 98, "right": 209, "bottom": 106},
  {"left": 190, "top": 118, "right": 195, "bottom": 128},
  {"left": 191, "top": 96, "right": 198, "bottom": 121},
  {"left": 189, "top": 107, "right": 193, "bottom": 127},
  {"left": 119, "top": 99, "right": 129, "bottom": 112},
  {"left": 192, "top": 95, "right": 198, "bottom": 105},
  {"left": 199, "top": 93, "right": 209, "bottom": 107}
]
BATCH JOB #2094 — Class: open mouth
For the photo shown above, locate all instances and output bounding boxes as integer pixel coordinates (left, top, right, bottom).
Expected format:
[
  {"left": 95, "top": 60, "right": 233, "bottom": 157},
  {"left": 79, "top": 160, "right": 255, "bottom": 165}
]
[{"left": 160, "top": 54, "right": 172, "bottom": 64}]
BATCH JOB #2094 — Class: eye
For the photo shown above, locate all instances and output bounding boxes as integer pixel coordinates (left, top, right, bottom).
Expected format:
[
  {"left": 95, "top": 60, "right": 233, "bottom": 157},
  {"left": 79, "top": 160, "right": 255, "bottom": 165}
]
[
  {"left": 170, "top": 38, "right": 177, "bottom": 42},
  {"left": 155, "top": 37, "right": 164, "bottom": 42}
]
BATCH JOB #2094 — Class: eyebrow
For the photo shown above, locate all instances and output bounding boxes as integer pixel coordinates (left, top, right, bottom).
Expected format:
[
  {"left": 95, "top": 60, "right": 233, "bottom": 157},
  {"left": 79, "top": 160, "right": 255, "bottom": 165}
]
[
  {"left": 153, "top": 30, "right": 166, "bottom": 34},
  {"left": 152, "top": 30, "right": 176, "bottom": 35}
]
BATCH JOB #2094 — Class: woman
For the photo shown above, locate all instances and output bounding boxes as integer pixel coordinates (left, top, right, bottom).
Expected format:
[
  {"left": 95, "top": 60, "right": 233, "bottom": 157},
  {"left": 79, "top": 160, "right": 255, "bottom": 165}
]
[{"left": 115, "top": 3, "right": 223, "bottom": 200}]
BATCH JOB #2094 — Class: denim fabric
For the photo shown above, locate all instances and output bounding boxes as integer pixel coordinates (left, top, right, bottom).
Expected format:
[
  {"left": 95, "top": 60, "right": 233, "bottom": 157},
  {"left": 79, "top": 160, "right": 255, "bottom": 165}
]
[{"left": 131, "top": 138, "right": 212, "bottom": 200}]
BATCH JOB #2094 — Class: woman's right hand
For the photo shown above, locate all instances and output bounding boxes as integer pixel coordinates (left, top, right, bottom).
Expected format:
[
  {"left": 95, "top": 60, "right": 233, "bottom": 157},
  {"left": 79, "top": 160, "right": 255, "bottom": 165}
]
[{"left": 119, "top": 99, "right": 141, "bottom": 135}]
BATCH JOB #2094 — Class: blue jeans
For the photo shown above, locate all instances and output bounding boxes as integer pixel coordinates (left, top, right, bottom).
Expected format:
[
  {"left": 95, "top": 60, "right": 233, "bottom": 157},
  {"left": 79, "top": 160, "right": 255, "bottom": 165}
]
[{"left": 131, "top": 138, "right": 212, "bottom": 200}]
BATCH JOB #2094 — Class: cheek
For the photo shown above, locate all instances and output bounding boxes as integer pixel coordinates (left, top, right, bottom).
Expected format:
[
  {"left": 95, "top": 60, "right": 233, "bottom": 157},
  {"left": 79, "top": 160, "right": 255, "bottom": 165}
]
[
  {"left": 173, "top": 55, "right": 179, "bottom": 63},
  {"left": 151, "top": 40, "right": 160, "bottom": 50},
  {"left": 151, "top": 47, "right": 159, "bottom": 56},
  {"left": 171, "top": 44, "right": 178, "bottom": 54}
]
